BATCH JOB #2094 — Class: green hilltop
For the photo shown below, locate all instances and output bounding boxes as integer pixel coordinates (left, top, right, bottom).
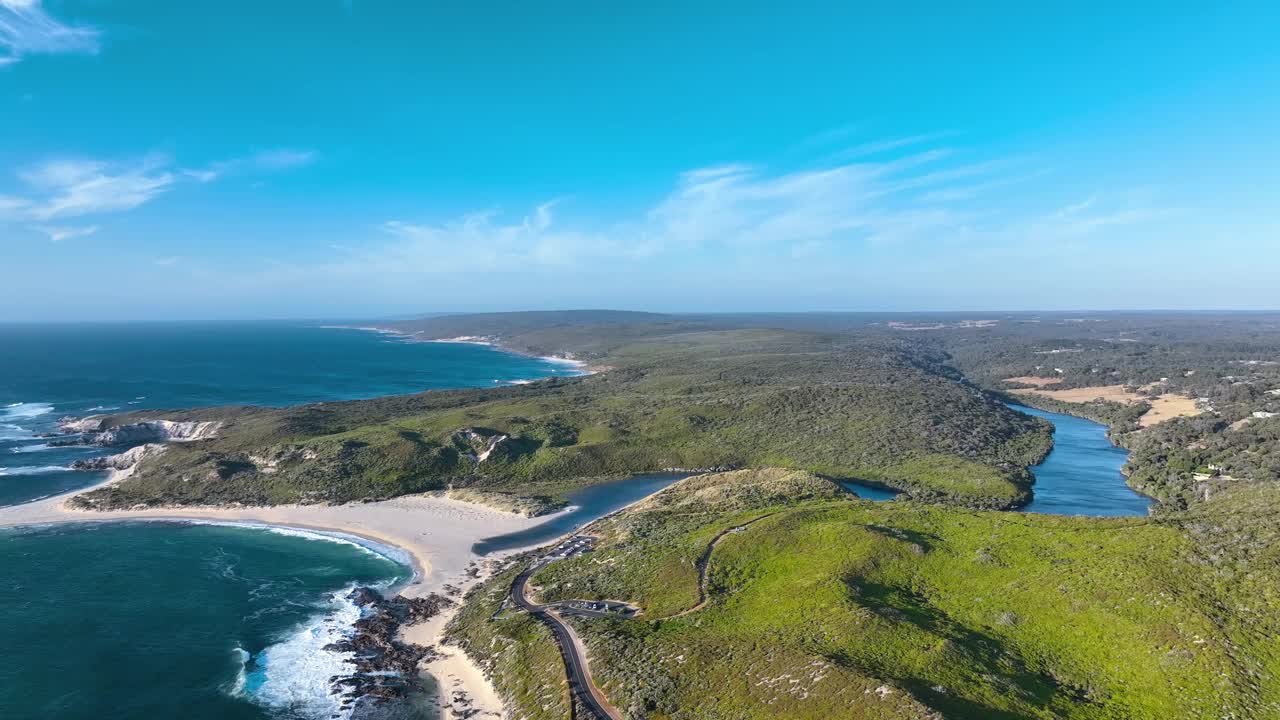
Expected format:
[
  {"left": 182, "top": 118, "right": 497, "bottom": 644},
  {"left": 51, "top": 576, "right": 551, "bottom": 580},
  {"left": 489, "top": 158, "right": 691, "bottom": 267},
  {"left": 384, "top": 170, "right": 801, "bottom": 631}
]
[
  {"left": 74, "top": 323, "right": 1050, "bottom": 510},
  {"left": 450, "top": 468, "right": 1279, "bottom": 720}
]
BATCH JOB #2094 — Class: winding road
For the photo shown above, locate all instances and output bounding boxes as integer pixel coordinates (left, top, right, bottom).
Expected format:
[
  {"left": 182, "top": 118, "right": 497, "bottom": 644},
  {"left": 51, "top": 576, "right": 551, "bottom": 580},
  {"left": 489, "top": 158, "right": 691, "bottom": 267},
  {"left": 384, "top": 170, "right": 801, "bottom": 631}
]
[{"left": 511, "top": 564, "right": 623, "bottom": 720}]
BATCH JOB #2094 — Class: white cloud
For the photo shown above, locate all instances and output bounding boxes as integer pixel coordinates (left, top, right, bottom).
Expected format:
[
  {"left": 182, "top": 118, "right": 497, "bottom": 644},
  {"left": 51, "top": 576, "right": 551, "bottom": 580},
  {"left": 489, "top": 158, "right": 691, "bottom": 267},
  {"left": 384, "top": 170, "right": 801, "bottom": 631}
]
[
  {"left": 19, "top": 158, "right": 175, "bottom": 220},
  {"left": 2, "top": 146, "right": 316, "bottom": 230},
  {"left": 181, "top": 168, "right": 219, "bottom": 183},
  {"left": 180, "top": 148, "right": 317, "bottom": 182},
  {"left": 832, "top": 132, "right": 956, "bottom": 161},
  {"left": 251, "top": 148, "right": 316, "bottom": 171},
  {"left": 153, "top": 256, "right": 181, "bottom": 266},
  {"left": 0, "top": 193, "right": 30, "bottom": 217},
  {"left": 32, "top": 223, "right": 97, "bottom": 241},
  {"left": 0, "top": 0, "right": 100, "bottom": 66},
  {"left": 339, "top": 138, "right": 1168, "bottom": 278}
]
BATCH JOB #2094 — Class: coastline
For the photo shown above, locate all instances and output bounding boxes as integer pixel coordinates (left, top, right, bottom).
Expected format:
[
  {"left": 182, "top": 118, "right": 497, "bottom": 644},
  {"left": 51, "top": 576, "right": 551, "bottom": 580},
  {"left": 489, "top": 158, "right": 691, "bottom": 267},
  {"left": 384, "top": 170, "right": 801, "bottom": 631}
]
[
  {"left": 0, "top": 323, "right": 617, "bottom": 718},
  {"left": 0, "top": 483, "right": 541, "bottom": 720},
  {"left": 344, "top": 324, "right": 607, "bottom": 376}
]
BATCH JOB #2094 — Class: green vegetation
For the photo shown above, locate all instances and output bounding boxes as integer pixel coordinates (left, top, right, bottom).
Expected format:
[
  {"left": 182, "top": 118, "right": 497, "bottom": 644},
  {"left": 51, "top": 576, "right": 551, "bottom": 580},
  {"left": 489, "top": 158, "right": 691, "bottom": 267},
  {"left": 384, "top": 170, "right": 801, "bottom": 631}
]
[
  {"left": 912, "top": 311, "right": 1280, "bottom": 508},
  {"left": 75, "top": 322, "right": 1051, "bottom": 510},
  {"left": 451, "top": 469, "right": 1278, "bottom": 720},
  {"left": 62, "top": 311, "right": 1280, "bottom": 717}
]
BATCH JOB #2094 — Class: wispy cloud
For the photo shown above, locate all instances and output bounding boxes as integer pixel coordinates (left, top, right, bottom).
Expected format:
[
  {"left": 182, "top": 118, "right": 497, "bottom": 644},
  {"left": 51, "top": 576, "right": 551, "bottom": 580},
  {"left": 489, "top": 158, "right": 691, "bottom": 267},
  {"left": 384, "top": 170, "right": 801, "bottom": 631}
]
[
  {"left": 180, "top": 148, "right": 317, "bottom": 182},
  {"left": 0, "top": 193, "right": 30, "bottom": 217},
  {"left": 0, "top": 147, "right": 318, "bottom": 232},
  {"left": 320, "top": 136, "right": 1164, "bottom": 278},
  {"left": 31, "top": 224, "right": 97, "bottom": 241},
  {"left": 0, "top": 0, "right": 100, "bottom": 66},
  {"left": 832, "top": 132, "right": 957, "bottom": 161},
  {"left": 19, "top": 157, "right": 175, "bottom": 220},
  {"left": 251, "top": 148, "right": 316, "bottom": 171}
]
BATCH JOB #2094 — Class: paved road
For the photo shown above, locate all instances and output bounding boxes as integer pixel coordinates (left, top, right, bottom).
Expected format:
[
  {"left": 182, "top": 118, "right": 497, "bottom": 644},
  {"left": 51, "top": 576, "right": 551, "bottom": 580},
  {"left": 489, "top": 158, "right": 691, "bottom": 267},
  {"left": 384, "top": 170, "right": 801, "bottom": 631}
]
[{"left": 511, "top": 565, "right": 623, "bottom": 720}]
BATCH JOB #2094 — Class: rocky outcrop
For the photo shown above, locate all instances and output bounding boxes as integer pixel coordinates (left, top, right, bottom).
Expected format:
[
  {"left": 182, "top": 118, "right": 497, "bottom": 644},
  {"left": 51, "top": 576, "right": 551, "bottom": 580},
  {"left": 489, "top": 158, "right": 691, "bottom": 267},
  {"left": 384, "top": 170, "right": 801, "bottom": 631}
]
[
  {"left": 248, "top": 446, "right": 319, "bottom": 474},
  {"left": 327, "top": 588, "right": 455, "bottom": 712},
  {"left": 453, "top": 428, "right": 511, "bottom": 464},
  {"left": 70, "top": 443, "right": 167, "bottom": 472},
  {"left": 58, "top": 416, "right": 112, "bottom": 434},
  {"left": 58, "top": 418, "right": 222, "bottom": 447}
]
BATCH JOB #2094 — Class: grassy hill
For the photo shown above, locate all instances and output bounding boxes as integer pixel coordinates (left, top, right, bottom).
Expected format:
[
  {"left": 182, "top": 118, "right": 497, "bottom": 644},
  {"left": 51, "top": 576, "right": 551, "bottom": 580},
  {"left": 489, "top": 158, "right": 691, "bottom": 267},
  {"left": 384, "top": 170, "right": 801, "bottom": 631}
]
[
  {"left": 74, "top": 322, "right": 1051, "bottom": 510},
  {"left": 449, "top": 469, "right": 1278, "bottom": 720}
]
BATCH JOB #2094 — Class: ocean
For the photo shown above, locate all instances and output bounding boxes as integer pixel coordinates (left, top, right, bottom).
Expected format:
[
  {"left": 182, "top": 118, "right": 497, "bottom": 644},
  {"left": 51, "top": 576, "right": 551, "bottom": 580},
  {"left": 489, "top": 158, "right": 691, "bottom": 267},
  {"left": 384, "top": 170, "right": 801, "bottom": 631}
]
[
  {"left": 0, "top": 322, "right": 583, "bottom": 507},
  {"left": 0, "top": 522, "right": 411, "bottom": 720},
  {"left": 0, "top": 322, "right": 584, "bottom": 719}
]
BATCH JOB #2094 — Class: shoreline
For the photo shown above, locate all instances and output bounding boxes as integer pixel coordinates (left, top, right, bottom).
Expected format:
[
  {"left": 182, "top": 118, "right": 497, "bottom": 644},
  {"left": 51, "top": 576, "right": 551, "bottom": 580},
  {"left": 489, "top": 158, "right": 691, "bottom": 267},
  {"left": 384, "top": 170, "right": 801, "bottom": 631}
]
[
  {"left": 0, "top": 322, "right": 615, "bottom": 719},
  {"left": 0, "top": 482, "right": 542, "bottom": 720},
  {"left": 0, "top": 467, "right": 692, "bottom": 720},
  {"left": 339, "top": 324, "right": 607, "bottom": 376}
]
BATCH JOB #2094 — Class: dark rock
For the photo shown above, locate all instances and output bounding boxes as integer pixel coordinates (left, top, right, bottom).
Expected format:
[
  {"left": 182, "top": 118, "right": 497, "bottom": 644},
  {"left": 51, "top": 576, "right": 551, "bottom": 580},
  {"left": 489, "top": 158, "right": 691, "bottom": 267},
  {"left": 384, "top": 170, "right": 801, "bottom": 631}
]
[{"left": 325, "top": 588, "right": 455, "bottom": 710}]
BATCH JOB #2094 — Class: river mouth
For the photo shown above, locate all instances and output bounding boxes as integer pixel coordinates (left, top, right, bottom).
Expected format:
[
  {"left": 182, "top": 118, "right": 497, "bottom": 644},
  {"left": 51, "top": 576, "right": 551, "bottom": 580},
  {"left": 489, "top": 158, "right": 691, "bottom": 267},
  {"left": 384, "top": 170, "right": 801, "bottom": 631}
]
[
  {"left": 1010, "top": 404, "right": 1152, "bottom": 517},
  {"left": 472, "top": 473, "right": 691, "bottom": 554}
]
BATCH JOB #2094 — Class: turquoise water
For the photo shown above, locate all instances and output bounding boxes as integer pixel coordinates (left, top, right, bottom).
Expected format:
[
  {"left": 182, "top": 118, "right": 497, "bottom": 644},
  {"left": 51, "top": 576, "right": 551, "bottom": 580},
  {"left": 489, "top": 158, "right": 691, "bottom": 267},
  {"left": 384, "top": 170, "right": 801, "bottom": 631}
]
[
  {"left": 838, "top": 480, "right": 901, "bottom": 502},
  {"left": 0, "top": 522, "right": 409, "bottom": 720},
  {"left": 0, "top": 323, "right": 582, "bottom": 507},
  {"left": 1011, "top": 404, "right": 1152, "bottom": 517},
  {"left": 0, "top": 323, "right": 582, "bottom": 719}
]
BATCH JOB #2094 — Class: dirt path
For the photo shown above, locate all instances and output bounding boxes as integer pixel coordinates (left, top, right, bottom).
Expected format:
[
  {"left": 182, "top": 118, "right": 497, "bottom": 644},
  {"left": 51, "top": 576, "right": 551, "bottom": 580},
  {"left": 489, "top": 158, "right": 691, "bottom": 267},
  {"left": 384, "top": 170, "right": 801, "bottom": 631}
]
[{"left": 666, "top": 512, "right": 777, "bottom": 619}]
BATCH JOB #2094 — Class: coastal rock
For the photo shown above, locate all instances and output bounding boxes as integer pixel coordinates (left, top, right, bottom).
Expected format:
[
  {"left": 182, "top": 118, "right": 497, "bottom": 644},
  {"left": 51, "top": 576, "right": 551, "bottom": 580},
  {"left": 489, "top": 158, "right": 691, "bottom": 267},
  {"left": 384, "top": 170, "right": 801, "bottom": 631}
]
[
  {"left": 59, "top": 418, "right": 223, "bottom": 447},
  {"left": 248, "top": 445, "right": 319, "bottom": 474},
  {"left": 453, "top": 428, "right": 510, "bottom": 464},
  {"left": 58, "top": 416, "right": 110, "bottom": 433},
  {"left": 70, "top": 443, "right": 167, "bottom": 472},
  {"left": 324, "top": 588, "right": 454, "bottom": 710}
]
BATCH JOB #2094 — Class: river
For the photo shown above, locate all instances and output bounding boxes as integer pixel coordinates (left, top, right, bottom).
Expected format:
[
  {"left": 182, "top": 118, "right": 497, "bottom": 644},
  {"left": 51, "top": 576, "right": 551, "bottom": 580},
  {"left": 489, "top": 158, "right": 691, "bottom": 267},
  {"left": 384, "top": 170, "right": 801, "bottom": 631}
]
[{"left": 1011, "top": 404, "right": 1151, "bottom": 517}]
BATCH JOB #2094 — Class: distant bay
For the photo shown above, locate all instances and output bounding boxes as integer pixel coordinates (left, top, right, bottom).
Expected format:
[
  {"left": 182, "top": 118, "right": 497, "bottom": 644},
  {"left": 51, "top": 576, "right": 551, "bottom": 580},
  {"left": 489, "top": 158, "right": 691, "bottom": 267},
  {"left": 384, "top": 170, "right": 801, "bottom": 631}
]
[
  {"left": 0, "top": 322, "right": 585, "bottom": 719},
  {"left": 0, "top": 322, "right": 584, "bottom": 507}
]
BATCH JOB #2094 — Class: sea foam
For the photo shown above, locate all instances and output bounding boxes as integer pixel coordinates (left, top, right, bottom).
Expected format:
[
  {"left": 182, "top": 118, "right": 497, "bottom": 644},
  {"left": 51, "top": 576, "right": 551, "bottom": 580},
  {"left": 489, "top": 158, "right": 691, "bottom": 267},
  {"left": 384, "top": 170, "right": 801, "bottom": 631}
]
[
  {"left": 0, "top": 423, "right": 31, "bottom": 441},
  {"left": 1, "top": 402, "right": 54, "bottom": 420},
  {"left": 206, "top": 523, "right": 414, "bottom": 719},
  {"left": 193, "top": 522, "right": 415, "bottom": 576},
  {"left": 0, "top": 465, "right": 69, "bottom": 477},
  {"left": 239, "top": 586, "right": 363, "bottom": 720}
]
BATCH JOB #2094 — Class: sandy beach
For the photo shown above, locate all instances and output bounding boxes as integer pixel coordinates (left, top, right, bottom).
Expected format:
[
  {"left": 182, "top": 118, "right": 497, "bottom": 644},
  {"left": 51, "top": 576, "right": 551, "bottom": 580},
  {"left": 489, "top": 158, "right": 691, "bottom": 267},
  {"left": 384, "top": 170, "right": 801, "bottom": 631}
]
[{"left": 0, "top": 481, "right": 546, "bottom": 720}]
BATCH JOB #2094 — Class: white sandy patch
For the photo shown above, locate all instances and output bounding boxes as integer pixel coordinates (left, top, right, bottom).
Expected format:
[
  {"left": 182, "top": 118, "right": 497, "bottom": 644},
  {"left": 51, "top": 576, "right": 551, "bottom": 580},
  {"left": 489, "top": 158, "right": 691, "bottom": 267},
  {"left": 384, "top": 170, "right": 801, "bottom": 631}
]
[
  {"left": 1010, "top": 384, "right": 1203, "bottom": 427},
  {"left": 429, "top": 336, "right": 497, "bottom": 346}
]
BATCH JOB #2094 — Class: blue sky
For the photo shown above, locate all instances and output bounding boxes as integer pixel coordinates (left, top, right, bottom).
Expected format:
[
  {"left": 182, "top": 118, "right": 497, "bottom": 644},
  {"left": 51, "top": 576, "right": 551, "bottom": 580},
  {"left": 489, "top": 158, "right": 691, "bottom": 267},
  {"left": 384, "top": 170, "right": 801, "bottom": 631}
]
[{"left": 1, "top": 1, "right": 1277, "bottom": 320}]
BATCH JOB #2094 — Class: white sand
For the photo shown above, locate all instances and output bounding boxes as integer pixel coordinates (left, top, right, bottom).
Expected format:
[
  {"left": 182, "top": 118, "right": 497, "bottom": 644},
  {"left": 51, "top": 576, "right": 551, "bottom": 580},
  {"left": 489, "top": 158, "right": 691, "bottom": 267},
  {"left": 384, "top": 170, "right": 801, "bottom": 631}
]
[{"left": 0, "top": 483, "right": 541, "bottom": 719}]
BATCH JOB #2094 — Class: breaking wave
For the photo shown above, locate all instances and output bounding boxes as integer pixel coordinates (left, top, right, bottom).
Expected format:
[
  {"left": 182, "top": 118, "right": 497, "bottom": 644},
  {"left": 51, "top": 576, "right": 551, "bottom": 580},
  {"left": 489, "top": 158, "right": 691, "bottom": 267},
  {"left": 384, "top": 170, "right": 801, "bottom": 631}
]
[
  {"left": 1, "top": 402, "right": 54, "bottom": 420},
  {"left": 239, "top": 586, "right": 362, "bottom": 718},
  {"left": 0, "top": 465, "right": 70, "bottom": 477}
]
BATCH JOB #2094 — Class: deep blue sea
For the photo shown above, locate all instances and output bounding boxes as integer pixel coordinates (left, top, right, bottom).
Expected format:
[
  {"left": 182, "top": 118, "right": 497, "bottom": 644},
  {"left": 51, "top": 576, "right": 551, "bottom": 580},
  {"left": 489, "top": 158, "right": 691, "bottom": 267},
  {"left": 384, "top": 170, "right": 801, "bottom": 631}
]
[
  {"left": 0, "top": 322, "right": 584, "bottom": 720},
  {"left": 0, "top": 322, "right": 583, "bottom": 507}
]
